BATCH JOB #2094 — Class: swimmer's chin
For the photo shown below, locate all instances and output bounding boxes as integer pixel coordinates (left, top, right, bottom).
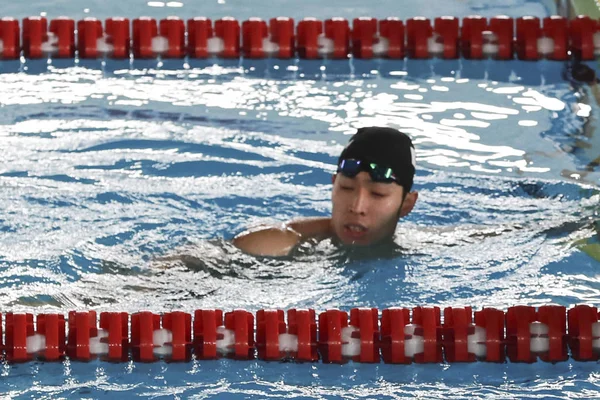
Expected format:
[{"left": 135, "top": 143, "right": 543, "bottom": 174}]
[
  {"left": 331, "top": 232, "right": 394, "bottom": 248},
  {"left": 337, "top": 238, "right": 372, "bottom": 247}
]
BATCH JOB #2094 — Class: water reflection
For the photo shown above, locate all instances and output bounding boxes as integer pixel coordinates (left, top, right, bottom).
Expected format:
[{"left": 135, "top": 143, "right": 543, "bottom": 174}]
[
  {"left": 2, "top": 60, "right": 592, "bottom": 184},
  {"left": 0, "top": 57, "right": 597, "bottom": 330},
  {"left": 0, "top": 26, "right": 600, "bottom": 400}
]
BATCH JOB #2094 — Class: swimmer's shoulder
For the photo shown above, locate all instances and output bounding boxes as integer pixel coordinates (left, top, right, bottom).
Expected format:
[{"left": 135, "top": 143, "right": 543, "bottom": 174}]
[{"left": 232, "top": 217, "right": 332, "bottom": 257}]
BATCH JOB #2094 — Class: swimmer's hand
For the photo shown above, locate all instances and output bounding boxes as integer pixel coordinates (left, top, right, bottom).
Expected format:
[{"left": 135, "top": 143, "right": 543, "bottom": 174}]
[{"left": 232, "top": 224, "right": 302, "bottom": 257}]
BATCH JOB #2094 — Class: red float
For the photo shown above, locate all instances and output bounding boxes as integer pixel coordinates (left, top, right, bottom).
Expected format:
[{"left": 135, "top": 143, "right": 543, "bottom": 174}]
[
  {"left": 22, "top": 16, "right": 48, "bottom": 59},
  {"left": 132, "top": 17, "right": 158, "bottom": 59},
  {"left": 105, "top": 17, "right": 130, "bottom": 59},
  {"left": 352, "top": 17, "right": 378, "bottom": 59},
  {"left": 379, "top": 18, "right": 404, "bottom": 59},
  {"left": 473, "top": 308, "right": 505, "bottom": 362},
  {"left": 159, "top": 17, "right": 185, "bottom": 58},
  {"left": 99, "top": 312, "right": 129, "bottom": 361},
  {"left": 269, "top": 17, "right": 295, "bottom": 58},
  {"left": 49, "top": 17, "right": 75, "bottom": 58},
  {"left": 242, "top": 18, "right": 268, "bottom": 59},
  {"left": 287, "top": 308, "right": 318, "bottom": 361},
  {"left": 434, "top": 16, "right": 459, "bottom": 59},
  {"left": 162, "top": 311, "right": 192, "bottom": 361},
  {"left": 412, "top": 307, "right": 442, "bottom": 363},
  {"left": 516, "top": 16, "right": 541, "bottom": 60},
  {"left": 0, "top": 18, "right": 20, "bottom": 59},
  {"left": 567, "top": 305, "right": 600, "bottom": 361},
  {"left": 193, "top": 309, "right": 223, "bottom": 359},
  {"left": 131, "top": 311, "right": 160, "bottom": 362},
  {"left": 214, "top": 17, "right": 240, "bottom": 58},
  {"left": 324, "top": 18, "right": 350, "bottom": 59},
  {"left": 380, "top": 307, "right": 411, "bottom": 364},
  {"left": 223, "top": 309, "right": 254, "bottom": 359},
  {"left": 318, "top": 309, "right": 348, "bottom": 363},
  {"left": 569, "top": 15, "right": 597, "bottom": 61},
  {"left": 406, "top": 17, "right": 432, "bottom": 59},
  {"left": 488, "top": 16, "right": 514, "bottom": 59},
  {"left": 5, "top": 313, "right": 34, "bottom": 362},
  {"left": 443, "top": 307, "right": 475, "bottom": 362},
  {"left": 187, "top": 17, "right": 212, "bottom": 58},
  {"left": 349, "top": 307, "right": 380, "bottom": 363},
  {"left": 66, "top": 311, "right": 98, "bottom": 361},
  {"left": 256, "top": 309, "right": 287, "bottom": 360},
  {"left": 77, "top": 18, "right": 102, "bottom": 59},
  {"left": 296, "top": 18, "right": 323, "bottom": 59},
  {"left": 506, "top": 306, "right": 537, "bottom": 363},
  {"left": 461, "top": 15, "right": 488, "bottom": 59},
  {"left": 542, "top": 16, "right": 568, "bottom": 61},
  {"left": 36, "top": 314, "right": 66, "bottom": 361},
  {"left": 537, "top": 305, "right": 568, "bottom": 362}
]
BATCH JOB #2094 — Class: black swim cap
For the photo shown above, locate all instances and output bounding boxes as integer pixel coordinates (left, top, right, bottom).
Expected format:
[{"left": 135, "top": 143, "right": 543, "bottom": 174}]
[{"left": 337, "top": 127, "right": 416, "bottom": 192}]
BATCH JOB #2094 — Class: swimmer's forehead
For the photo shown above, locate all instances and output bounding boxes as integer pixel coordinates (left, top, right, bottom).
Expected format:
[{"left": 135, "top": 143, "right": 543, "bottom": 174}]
[{"left": 337, "top": 172, "right": 404, "bottom": 192}]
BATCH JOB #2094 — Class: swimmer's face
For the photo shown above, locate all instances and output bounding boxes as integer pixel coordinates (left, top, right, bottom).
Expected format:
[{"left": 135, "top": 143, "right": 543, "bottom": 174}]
[{"left": 331, "top": 171, "right": 417, "bottom": 246}]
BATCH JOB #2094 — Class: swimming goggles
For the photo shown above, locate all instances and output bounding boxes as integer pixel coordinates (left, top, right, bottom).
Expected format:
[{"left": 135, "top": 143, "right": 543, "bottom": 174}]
[{"left": 337, "top": 159, "right": 398, "bottom": 184}]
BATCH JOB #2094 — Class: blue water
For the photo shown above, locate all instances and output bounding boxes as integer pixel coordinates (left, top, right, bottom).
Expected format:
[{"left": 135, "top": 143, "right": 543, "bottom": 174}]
[{"left": 1, "top": 0, "right": 600, "bottom": 398}]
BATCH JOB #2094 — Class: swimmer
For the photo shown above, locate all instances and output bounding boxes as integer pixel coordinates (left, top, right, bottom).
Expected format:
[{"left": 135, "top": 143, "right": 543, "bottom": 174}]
[{"left": 232, "top": 127, "right": 419, "bottom": 257}]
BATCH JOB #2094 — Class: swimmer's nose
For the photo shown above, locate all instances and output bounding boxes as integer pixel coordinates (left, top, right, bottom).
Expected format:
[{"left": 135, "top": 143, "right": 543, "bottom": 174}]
[{"left": 349, "top": 188, "right": 369, "bottom": 215}]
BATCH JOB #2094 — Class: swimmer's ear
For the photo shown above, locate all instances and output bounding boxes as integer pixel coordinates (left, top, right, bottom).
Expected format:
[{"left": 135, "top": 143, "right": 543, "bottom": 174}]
[
  {"left": 331, "top": 174, "right": 337, "bottom": 184},
  {"left": 399, "top": 191, "right": 418, "bottom": 218}
]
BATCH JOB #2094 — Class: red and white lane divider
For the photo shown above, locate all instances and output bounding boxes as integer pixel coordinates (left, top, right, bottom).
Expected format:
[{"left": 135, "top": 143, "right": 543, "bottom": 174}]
[
  {"left": 2, "top": 305, "right": 600, "bottom": 364},
  {"left": 0, "top": 15, "right": 599, "bottom": 61}
]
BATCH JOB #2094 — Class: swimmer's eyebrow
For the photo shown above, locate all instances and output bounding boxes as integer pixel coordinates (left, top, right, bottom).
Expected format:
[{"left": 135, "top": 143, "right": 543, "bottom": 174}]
[
  {"left": 339, "top": 174, "right": 394, "bottom": 190},
  {"left": 368, "top": 182, "right": 395, "bottom": 191}
]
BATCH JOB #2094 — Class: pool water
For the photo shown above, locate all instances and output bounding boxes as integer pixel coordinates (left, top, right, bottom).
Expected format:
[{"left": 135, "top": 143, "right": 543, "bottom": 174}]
[{"left": 1, "top": 0, "right": 600, "bottom": 398}]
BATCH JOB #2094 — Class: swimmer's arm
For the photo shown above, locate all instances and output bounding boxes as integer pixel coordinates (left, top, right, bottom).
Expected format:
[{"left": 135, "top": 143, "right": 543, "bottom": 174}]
[{"left": 232, "top": 217, "right": 332, "bottom": 257}]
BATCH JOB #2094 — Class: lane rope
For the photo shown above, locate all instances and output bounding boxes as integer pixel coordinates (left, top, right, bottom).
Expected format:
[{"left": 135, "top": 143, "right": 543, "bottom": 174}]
[
  {"left": 3, "top": 305, "right": 600, "bottom": 363},
  {"left": 0, "top": 15, "right": 598, "bottom": 61}
]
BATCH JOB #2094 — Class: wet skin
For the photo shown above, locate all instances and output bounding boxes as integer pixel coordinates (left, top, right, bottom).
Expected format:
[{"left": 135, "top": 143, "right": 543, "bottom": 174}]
[
  {"left": 232, "top": 172, "right": 418, "bottom": 256},
  {"left": 330, "top": 171, "right": 418, "bottom": 246}
]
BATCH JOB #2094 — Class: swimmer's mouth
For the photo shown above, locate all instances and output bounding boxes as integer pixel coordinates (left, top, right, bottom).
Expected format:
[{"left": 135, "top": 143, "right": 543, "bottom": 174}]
[{"left": 344, "top": 224, "right": 368, "bottom": 238}]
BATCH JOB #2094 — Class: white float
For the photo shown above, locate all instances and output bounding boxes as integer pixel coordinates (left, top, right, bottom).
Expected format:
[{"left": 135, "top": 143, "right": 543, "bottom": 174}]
[
  {"left": 96, "top": 36, "right": 114, "bottom": 55},
  {"left": 151, "top": 36, "right": 169, "bottom": 55},
  {"left": 278, "top": 332, "right": 299, "bottom": 353},
  {"left": 537, "top": 36, "right": 555, "bottom": 56},
  {"left": 152, "top": 328, "right": 173, "bottom": 357},
  {"left": 341, "top": 325, "right": 361, "bottom": 357},
  {"left": 26, "top": 333, "right": 46, "bottom": 354},
  {"left": 594, "top": 32, "right": 600, "bottom": 56},
  {"left": 467, "top": 325, "right": 487, "bottom": 358},
  {"left": 529, "top": 321, "right": 550, "bottom": 353},
  {"left": 404, "top": 324, "right": 424, "bottom": 358},
  {"left": 207, "top": 37, "right": 225, "bottom": 56},
  {"left": 427, "top": 32, "right": 445, "bottom": 56},
  {"left": 216, "top": 325, "right": 235, "bottom": 355},
  {"left": 317, "top": 34, "right": 334, "bottom": 57},
  {"left": 591, "top": 321, "right": 600, "bottom": 350},
  {"left": 481, "top": 30, "right": 499, "bottom": 57},
  {"left": 40, "top": 32, "right": 59, "bottom": 55},
  {"left": 261, "top": 37, "right": 279, "bottom": 56},
  {"left": 89, "top": 329, "right": 109, "bottom": 355},
  {"left": 371, "top": 35, "right": 389, "bottom": 57}
]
